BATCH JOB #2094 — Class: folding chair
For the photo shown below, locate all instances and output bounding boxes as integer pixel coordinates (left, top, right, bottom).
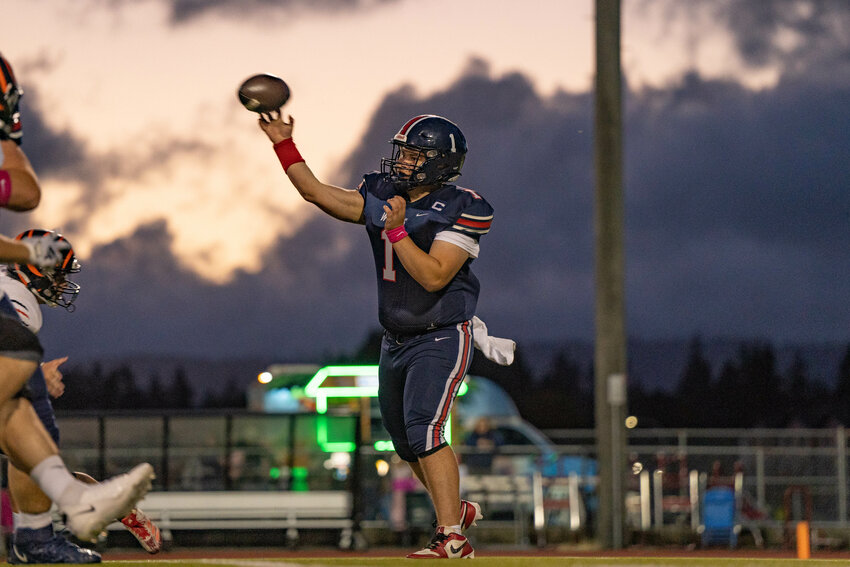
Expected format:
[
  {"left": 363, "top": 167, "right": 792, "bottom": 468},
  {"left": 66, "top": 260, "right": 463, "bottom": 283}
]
[{"left": 699, "top": 486, "right": 740, "bottom": 548}]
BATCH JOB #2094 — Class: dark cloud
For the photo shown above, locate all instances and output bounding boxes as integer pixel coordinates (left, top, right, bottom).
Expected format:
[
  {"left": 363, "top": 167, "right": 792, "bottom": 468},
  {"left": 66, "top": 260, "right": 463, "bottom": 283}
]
[
  {"left": 332, "top": 53, "right": 849, "bottom": 345},
  {"left": 624, "top": 68, "right": 849, "bottom": 339},
  {"left": 718, "top": 0, "right": 850, "bottom": 69},
  {"left": 28, "top": 4, "right": 850, "bottom": 362},
  {"left": 158, "top": 0, "right": 399, "bottom": 24},
  {"left": 39, "top": 218, "right": 377, "bottom": 360},
  {"left": 7, "top": 82, "right": 217, "bottom": 238},
  {"left": 655, "top": 0, "right": 850, "bottom": 79},
  {"left": 17, "top": 89, "right": 88, "bottom": 179}
]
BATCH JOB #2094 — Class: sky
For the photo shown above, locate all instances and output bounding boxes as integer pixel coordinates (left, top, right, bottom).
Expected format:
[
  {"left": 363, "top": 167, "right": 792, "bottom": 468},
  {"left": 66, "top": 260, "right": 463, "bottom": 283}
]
[{"left": 3, "top": 0, "right": 849, "bottom": 364}]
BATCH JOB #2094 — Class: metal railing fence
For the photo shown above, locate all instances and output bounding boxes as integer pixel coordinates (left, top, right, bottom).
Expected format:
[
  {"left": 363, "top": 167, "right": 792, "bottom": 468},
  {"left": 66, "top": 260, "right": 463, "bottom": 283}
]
[{"left": 28, "top": 413, "right": 850, "bottom": 534}]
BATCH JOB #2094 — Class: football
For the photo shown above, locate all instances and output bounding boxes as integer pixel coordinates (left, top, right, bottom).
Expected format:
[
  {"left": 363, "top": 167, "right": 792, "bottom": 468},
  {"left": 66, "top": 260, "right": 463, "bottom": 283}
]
[{"left": 237, "top": 74, "right": 290, "bottom": 113}]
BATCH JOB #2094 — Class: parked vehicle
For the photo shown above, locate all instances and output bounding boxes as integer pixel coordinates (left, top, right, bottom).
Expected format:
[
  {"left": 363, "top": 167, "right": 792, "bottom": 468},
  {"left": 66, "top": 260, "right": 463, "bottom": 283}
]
[{"left": 255, "top": 364, "right": 597, "bottom": 480}]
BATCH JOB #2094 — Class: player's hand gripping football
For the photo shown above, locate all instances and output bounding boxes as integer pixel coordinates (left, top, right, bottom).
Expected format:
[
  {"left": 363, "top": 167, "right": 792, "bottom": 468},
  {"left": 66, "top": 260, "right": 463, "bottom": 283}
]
[
  {"left": 258, "top": 110, "right": 294, "bottom": 144},
  {"left": 383, "top": 196, "right": 407, "bottom": 230}
]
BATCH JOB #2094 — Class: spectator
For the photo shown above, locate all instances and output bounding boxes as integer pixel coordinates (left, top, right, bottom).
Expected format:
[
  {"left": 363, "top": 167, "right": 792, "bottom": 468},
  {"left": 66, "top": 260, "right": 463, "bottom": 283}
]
[{"left": 463, "top": 418, "right": 504, "bottom": 475}]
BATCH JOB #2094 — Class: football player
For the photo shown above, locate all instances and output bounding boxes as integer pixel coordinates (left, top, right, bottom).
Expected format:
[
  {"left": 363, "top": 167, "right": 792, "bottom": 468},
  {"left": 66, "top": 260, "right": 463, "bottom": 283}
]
[
  {"left": 0, "top": 52, "right": 154, "bottom": 549},
  {"left": 1, "top": 230, "right": 163, "bottom": 563},
  {"left": 259, "top": 112, "right": 515, "bottom": 559}
]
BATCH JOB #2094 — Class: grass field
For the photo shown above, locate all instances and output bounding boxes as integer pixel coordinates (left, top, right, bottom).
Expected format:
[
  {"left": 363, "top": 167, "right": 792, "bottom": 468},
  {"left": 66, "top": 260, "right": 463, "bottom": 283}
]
[{"left": 99, "top": 555, "right": 850, "bottom": 566}]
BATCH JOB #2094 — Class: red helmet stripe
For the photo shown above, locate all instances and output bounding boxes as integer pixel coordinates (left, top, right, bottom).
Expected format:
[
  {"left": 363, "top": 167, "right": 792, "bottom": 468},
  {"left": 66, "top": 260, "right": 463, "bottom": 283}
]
[{"left": 394, "top": 115, "right": 431, "bottom": 143}]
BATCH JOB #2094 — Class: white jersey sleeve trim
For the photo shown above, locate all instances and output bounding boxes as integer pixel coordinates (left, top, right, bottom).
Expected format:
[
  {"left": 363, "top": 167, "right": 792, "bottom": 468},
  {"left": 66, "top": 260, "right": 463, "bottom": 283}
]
[{"left": 434, "top": 230, "right": 479, "bottom": 258}]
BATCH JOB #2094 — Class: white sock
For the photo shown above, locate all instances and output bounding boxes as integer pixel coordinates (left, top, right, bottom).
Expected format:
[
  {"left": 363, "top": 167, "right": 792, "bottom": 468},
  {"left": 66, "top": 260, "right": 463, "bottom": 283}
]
[
  {"left": 446, "top": 524, "right": 462, "bottom": 534},
  {"left": 29, "top": 455, "right": 84, "bottom": 508},
  {"left": 14, "top": 511, "right": 53, "bottom": 531}
]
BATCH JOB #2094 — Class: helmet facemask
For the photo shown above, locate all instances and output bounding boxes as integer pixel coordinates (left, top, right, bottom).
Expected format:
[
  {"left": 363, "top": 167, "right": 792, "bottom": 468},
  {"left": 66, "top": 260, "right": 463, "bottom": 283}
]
[
  {"left": 381, "top": 143, "right": 435, "bottom": 190},
  {"left": 19, "top": 260, "right": 81, "bottom": 311}
]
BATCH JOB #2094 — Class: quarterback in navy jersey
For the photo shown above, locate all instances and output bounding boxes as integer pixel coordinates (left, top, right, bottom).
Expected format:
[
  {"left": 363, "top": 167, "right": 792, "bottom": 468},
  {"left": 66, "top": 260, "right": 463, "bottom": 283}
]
[
  {"left": 259, "top": 112, "right": 509, "bottom": 558},
  {"left": 358, "top": 171, "right": 492, "bottom": 335}
]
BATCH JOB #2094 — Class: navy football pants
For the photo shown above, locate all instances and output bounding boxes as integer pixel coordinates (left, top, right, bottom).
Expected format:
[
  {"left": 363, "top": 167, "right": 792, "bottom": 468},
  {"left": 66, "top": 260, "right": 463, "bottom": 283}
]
[{"left": 378, "top": 320, "right": 474, "bottom": 462}]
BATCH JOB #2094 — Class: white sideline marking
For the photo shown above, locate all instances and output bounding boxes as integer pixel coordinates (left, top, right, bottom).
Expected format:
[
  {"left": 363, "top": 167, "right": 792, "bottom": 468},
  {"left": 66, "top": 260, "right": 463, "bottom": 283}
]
[
  {"left": 197, "top": 560, "right": 369, "bottom": 567},
  {"left": 198, "top": 561, "right": 312, "bottom": 567}
]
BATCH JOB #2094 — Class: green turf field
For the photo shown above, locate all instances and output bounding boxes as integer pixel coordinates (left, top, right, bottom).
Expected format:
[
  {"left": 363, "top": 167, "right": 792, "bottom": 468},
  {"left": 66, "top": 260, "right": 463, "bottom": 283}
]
[{"left": 102, "top": 557, "right": 850, "bottom": 566}]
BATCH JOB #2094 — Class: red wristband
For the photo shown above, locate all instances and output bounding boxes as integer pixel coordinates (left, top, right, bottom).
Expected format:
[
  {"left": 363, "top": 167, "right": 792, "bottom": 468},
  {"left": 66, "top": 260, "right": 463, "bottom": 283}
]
[
  {"left": 273, "top": 138, "right": 305, "bottom": 172},
  {"left": 385, "top": 225, "right": 408, "bottom": 243},
  {"left": 0, "top": 170, "right": 11, "bottom": 207}
]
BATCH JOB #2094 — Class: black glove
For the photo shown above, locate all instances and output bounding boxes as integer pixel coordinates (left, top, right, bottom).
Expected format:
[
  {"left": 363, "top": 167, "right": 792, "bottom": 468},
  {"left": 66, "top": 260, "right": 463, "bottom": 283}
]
[{"left": 0, "top": 55, "right": 23, "bottom": 145}]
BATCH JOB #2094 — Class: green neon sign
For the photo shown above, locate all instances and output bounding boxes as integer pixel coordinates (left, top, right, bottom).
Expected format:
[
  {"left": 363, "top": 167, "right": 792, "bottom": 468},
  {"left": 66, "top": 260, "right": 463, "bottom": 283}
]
[{"left": 303, "top": 365, "right": 467, "bottom": 452}]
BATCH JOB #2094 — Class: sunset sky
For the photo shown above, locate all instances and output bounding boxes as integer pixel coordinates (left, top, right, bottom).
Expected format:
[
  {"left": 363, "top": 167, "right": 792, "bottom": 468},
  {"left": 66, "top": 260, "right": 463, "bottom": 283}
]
[{"left": 3, "top": 0, "right": 848, "bottom": 364}]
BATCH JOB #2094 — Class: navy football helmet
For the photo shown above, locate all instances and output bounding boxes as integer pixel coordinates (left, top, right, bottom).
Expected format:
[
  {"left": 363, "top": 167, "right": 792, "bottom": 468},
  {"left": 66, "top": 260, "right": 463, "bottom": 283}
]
[
  {"left": 381, "top": 115, "right": 467, "bottom": 190},
  {"left": 12, "top": 229, "right": 81, "bottom": 311}
]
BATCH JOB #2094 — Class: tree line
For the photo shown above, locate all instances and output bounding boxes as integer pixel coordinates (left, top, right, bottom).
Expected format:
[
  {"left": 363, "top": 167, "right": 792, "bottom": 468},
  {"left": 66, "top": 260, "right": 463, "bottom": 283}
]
[
  {"left": 49, "top": 333, "right": 850, "bottom": 431},
  {"left": 468, "top": 336, "right": 850, "bottom": 430},
  {"left": 50, "top": 363, "right": 245, "bottom": 411}
]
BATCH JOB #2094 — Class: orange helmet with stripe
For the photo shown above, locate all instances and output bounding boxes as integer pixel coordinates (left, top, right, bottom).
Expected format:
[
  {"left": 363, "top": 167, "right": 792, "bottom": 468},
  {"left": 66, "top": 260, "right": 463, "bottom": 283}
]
[{"left": 12, "top": 229, "right": 81, "bottom": 311}]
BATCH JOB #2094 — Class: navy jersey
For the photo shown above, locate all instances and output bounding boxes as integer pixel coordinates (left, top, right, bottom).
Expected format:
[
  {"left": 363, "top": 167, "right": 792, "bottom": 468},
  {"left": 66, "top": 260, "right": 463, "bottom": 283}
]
[{"left": 358, "top": 172, "right": 494, "bottom": 334}]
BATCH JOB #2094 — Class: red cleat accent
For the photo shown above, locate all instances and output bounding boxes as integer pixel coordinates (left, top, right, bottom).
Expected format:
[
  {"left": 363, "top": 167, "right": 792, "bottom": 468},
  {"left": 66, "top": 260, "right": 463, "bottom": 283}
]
[
  {"left": 120, "top": 509, "right": 161, "bottom": 554},
  {"left": 459, "top": 500, "right": 482, "bottom": 530},
  {"left": 406, "top": 527, "right": 474, "bottom": 559}
]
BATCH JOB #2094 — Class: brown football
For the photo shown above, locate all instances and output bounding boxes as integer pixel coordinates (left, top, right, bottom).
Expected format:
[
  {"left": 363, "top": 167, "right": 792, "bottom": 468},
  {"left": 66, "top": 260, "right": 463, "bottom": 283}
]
[{"left": 237, "top": 74, "right": 290, "bottom": 113}]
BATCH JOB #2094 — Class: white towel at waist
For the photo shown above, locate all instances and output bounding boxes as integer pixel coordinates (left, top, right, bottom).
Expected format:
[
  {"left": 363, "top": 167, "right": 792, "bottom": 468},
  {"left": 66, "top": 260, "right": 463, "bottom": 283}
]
[{"left": 471, "top": 316, "right": 515, "bottom": 366}]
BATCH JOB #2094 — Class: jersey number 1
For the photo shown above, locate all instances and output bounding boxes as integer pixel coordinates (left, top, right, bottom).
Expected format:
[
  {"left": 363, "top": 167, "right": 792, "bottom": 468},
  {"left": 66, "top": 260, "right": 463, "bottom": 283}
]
[{"left": 381, "top": 230, "right": 396, "bottom": 282}]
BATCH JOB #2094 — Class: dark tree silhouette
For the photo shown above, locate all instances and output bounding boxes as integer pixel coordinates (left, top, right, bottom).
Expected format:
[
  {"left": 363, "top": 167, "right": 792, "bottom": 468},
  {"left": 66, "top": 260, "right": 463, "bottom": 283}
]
[
  {"left": 675, "top": 335, "right": 714, "bottom": 426},
  {"left": 144, "top": 373, "right": 169, "bottom": 409},
  {"left": 832, "top": 344, "right": 850, "bottom": 424},
  {"left": 467, "top": 345, "right": 535, "bottom": 420},
  {"left": 101, "top": 365, "right": 142, "bottom": 409},
  {"left": 738, "top": 342, "right": 783, "bottom": 427},
  {"left": 201, "top": 376, "right": 245, "bottom": 408},
  {"left": 166, "top": 367, "right": 194, "bottom": 408},
  {"left": 785, "top": 350, "right": 808, "bottom": 424},
  {"left": 528, "top": 350, "right": 592, "bottom": 428},
  {"left": 46, "top": 337, "right": 848, "bottom": 430}
]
